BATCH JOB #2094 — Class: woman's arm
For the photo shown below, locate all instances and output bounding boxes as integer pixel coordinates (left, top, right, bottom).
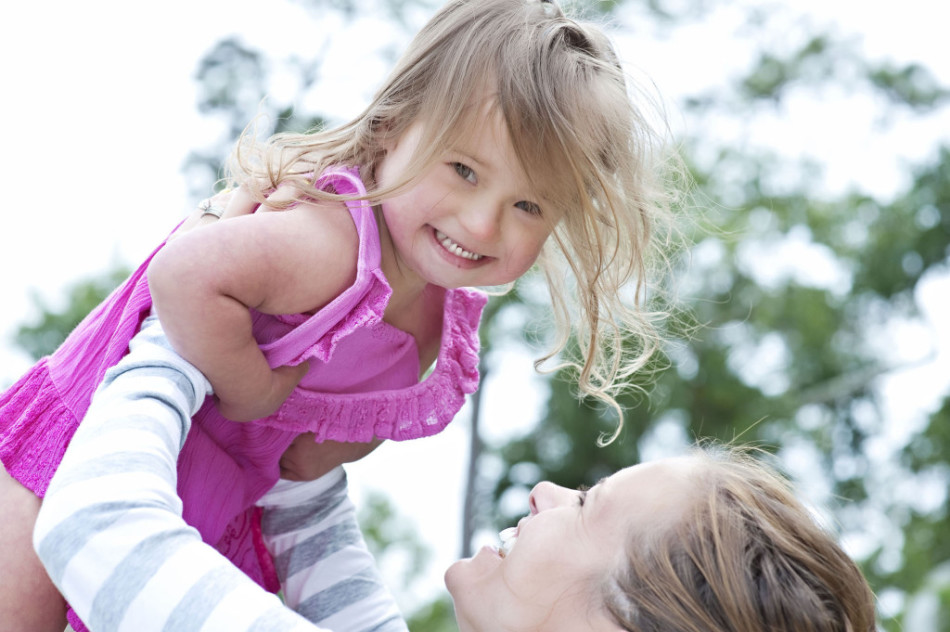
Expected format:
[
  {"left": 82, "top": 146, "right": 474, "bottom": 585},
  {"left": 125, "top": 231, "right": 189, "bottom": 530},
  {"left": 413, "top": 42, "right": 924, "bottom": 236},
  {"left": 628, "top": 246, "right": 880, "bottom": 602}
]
[
  {"left": 32, "top": 317, "right": 324, "bottom": 632},
  {"left": 259, "top": 475, "right": 408, "bottom": 631}
]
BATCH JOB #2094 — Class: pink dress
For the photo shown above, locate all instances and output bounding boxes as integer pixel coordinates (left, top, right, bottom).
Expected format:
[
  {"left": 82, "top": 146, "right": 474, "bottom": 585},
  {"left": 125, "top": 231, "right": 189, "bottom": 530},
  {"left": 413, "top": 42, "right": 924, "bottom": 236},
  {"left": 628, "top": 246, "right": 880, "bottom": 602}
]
[{"left": 0, "top": 167, "right": 485, "bottom": 627}]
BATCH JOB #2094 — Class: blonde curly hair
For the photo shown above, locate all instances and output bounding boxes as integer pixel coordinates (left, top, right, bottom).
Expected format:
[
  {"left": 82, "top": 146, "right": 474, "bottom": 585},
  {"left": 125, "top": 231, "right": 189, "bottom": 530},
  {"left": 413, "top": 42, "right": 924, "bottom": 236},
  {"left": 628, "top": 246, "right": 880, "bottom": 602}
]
[{"left": 228, "top": 0, "right": 682, "bottom": 442}]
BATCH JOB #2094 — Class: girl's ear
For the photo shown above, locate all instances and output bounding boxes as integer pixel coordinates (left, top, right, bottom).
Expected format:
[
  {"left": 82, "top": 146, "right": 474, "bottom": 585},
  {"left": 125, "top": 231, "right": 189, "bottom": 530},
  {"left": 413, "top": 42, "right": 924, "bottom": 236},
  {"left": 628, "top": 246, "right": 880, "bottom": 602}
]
[
  {"left": 376, "top": 133, "right": 395, "bottom": 158},
  {"left": 373, "top": 117, "right": 398, "bottom": 152}
]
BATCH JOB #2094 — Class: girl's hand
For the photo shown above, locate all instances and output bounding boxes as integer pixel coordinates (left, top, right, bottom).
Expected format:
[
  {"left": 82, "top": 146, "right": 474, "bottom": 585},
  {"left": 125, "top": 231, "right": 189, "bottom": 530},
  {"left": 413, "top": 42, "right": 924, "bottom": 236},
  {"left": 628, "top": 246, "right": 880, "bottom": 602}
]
[
  {"left": 214, "top": 361, "right": 310, "bottom": 422},
  {"left": 159, "top": 186, "right": 292, "bottom": 422}
]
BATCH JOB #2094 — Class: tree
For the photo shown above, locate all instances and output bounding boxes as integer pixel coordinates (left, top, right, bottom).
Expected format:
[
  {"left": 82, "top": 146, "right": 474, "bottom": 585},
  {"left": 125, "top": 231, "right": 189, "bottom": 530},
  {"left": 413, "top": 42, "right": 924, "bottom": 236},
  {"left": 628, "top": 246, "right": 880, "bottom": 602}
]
[{"left": 480, "top": 4, "right": 950, "bottom": 629}]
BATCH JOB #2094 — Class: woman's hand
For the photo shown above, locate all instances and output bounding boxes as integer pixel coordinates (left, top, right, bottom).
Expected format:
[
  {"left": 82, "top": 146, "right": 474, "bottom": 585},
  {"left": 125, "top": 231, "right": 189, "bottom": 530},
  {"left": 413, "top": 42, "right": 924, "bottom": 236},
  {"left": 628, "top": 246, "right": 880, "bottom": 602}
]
[{"left": 170, "top": 187, "right": 260, "bottom": 239}]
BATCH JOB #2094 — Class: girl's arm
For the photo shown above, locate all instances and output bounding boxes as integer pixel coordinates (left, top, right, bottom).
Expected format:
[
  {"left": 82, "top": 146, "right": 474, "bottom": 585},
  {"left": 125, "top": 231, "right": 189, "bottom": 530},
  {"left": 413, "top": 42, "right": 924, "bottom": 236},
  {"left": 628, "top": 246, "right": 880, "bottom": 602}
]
[{"left": 148, "top": 195, "right": 359, "bottom": 421}]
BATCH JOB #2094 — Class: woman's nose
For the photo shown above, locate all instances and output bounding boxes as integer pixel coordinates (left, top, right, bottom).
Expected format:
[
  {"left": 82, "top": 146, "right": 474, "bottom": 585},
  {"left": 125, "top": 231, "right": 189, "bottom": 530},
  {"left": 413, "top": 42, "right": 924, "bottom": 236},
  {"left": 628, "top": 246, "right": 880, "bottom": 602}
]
[{"left": 528, "top": 481, "right": 574, "bottom": 515}]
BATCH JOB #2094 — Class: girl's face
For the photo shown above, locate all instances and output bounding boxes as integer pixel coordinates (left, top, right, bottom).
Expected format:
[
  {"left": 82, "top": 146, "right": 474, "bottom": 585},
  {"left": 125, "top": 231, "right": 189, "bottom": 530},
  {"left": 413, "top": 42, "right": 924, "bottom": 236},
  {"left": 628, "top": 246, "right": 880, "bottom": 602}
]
[
  {"left": 444, "top": 458, "right": 697, "bottom": 632},
  {"left": 375, "top": 104, "right": 554, "bottom": 291}
]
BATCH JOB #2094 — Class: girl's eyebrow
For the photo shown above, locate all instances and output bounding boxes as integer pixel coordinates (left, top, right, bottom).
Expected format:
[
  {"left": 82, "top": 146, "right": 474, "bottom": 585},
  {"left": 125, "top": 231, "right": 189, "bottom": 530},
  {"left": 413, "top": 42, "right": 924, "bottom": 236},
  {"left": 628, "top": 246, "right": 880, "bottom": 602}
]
[{"left": 455, "top": 149, "right": 489, "bottom": 171}]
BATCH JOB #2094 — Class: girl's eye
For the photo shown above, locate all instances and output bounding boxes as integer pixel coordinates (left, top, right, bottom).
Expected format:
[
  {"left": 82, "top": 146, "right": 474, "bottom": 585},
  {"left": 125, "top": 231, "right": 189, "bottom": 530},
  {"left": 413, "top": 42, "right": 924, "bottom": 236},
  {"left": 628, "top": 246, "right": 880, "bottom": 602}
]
[
  {"left": 515, "top": 200, "right": 543, "bottom": 216},
  {"left": 452, "top": 162, "right": 476, "bottom": 184}
]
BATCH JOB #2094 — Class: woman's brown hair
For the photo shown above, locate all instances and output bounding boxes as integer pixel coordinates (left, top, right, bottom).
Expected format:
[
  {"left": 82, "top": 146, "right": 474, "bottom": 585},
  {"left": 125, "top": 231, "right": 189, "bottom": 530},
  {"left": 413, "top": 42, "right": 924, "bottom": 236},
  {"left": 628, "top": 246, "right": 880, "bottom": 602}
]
[{"left": 604, "top": 447, "right": 877, "bottom": 631}]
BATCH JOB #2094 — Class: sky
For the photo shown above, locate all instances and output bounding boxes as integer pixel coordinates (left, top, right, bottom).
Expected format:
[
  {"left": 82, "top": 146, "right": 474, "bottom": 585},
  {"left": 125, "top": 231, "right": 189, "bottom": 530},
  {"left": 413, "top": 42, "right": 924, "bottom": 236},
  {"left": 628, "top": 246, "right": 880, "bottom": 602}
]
[{"left": 1, "top": 0, "right": 948, "bottom": 614}]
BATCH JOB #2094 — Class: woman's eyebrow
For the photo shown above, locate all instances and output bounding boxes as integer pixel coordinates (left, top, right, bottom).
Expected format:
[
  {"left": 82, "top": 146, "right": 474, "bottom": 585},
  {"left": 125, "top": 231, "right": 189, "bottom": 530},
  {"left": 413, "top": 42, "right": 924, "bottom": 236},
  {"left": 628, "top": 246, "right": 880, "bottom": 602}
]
[{"left": 585, "top": 476, "right": 609, "bottom": 510}]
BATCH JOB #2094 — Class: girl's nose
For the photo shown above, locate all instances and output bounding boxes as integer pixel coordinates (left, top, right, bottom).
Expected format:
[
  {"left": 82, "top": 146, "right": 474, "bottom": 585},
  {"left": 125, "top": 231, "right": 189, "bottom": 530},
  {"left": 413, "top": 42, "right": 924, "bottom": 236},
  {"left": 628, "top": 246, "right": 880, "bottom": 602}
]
[
  {"left": 528, "top": 481, "right": 574, "bottom": 515},
  {"left": 458, "top": 200, "right": 502, "bottom": 242}
]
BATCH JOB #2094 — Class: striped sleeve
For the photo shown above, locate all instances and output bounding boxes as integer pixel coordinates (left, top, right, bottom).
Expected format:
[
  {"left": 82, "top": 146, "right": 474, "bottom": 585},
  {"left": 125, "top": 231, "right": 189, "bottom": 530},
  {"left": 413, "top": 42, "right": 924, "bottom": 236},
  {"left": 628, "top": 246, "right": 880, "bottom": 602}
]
[
  {"left": 33, "top": 316, "right": 325, "bottom": 632},
  {"left": 258, "top": 473, "right": 408, "bottom": 632}
]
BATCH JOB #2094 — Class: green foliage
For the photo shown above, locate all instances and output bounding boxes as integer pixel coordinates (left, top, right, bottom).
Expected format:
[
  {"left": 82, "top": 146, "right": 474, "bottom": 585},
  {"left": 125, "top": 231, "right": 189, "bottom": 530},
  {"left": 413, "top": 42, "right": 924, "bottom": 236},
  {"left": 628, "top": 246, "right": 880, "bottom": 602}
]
[
  {"left": 479, "top": 8, "right": 950, "bottom": 630},
  {"left": 404, "top": 594, "right": 457, "bottom": 632},
  {"left": 357, "top": 491, "right": 464, "bottom": 630},
  {"left": 184, "top": 37, "right": 332, "bottom": 196},
  {"left": 358, "top": 490, "right": 432, "bottom": 586},
  {"left": 14, "top": 267, "right": 131, "bottom": 361},
  {"left": 938, "top": 583, "right": 950, "bottom": 632},
  {"left": 741, "top": 36, "right": 833, "bottom": 101},
  {"left": 869, "top": 63, "right": 950, "bottom": 111}
]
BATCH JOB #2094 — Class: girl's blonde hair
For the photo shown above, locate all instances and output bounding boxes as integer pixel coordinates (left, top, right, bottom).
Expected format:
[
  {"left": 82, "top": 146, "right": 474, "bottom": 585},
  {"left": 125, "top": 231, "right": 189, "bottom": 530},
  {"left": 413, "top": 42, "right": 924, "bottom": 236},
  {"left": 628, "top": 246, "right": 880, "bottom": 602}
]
[
  {"left": 229, "top": 0, "right": 680, "bottom": 442},
  {"left": 603, "top": 446, "right": 877, "bottom": 631}
]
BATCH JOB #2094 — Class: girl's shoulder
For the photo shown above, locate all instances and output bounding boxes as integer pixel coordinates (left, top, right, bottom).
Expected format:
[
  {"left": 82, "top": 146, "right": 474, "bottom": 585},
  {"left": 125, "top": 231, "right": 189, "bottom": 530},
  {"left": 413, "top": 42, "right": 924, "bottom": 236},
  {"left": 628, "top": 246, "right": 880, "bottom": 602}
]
[
  {"left": 154, "top": 196, "right": 363, "bottom": 319},
  {"left": 253, "top": 198, "right": 362, "bottom": 316},
  {"left": 186, "top": 165, "right": 372, "bottom": 317}
]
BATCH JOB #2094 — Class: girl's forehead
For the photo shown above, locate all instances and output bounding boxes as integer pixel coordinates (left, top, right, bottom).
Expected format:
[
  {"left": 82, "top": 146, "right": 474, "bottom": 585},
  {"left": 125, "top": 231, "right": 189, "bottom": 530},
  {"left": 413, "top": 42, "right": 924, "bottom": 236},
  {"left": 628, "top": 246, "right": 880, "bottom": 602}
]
[
  {"left": 440, "top": 94, "right": 503, "bottom": 141},
  {"left": 416, "top": 104, "right": 516, "bottom": 167},
  {"left": 409, "top": 94, "right": 572, "bottom": 212}
]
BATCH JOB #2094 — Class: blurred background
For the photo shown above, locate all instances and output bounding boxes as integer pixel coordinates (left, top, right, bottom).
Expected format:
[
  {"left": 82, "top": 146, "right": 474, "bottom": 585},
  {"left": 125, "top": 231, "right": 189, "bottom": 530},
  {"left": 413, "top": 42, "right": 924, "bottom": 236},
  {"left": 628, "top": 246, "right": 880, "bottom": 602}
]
[{"left": 1, "top": 0, "right": 948, "bottom": 629}]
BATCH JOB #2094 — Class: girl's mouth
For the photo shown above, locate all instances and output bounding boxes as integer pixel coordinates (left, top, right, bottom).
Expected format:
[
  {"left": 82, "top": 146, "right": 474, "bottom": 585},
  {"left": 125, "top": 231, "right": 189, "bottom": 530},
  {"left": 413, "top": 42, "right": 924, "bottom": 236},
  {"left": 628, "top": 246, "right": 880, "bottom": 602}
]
[{"left": 435, "top": 229, "right": 484, "bottom": 261}]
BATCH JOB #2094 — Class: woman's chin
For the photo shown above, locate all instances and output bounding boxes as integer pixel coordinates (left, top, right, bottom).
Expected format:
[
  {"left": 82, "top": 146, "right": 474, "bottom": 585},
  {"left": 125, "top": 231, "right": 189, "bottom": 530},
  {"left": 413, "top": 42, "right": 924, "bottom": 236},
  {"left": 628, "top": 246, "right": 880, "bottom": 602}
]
[
  {"left": 444, "top": 552, "right": 482, "bottom": 593},
  {"left": 444, "top": 546, "right": 502, "bottom": 605}
]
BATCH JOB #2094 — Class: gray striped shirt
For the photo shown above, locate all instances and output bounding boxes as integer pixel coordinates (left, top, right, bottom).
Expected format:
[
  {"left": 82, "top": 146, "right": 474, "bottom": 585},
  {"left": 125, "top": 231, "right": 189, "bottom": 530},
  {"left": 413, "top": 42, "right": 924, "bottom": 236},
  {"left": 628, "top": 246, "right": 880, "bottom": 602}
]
[{"left": 34, "top": 317, "right": 408, "bottom": 632}]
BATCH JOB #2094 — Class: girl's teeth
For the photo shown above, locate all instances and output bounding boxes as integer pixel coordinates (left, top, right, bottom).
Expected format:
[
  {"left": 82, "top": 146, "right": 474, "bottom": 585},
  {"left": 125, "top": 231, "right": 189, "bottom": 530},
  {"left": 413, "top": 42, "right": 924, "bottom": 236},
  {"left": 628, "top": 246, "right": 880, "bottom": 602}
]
[
  {"left": 436, "top": 230, "right": 483, "bottom": 261},
  {"left": 499, "top": 527, "right": 518, "bottom": 558}
]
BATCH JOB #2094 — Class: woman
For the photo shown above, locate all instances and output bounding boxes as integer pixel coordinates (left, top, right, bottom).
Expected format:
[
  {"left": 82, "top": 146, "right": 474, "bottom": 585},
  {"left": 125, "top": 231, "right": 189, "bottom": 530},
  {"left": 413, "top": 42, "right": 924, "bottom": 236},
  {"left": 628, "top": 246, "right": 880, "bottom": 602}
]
[{"left": 34, "top": 319, "right": 876, "bottom": 631}]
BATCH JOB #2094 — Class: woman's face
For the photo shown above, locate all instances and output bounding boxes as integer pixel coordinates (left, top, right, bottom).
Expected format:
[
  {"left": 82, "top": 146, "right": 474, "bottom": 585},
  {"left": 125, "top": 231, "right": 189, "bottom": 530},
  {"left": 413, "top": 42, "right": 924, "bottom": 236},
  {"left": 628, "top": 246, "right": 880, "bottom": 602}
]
[{"left": 445, "top": 457, "right": 697, "bottom": 632}]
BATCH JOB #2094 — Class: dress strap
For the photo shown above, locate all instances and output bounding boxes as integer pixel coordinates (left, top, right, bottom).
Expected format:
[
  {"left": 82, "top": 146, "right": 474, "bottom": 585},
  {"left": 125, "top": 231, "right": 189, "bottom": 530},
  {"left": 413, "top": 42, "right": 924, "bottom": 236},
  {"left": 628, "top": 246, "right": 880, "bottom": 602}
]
[
  {"left": 257, "top": 167, "right": 392, "bottom": 369},
  {"left": 315, "top": 167, "right": 380, "bottom": 270}
]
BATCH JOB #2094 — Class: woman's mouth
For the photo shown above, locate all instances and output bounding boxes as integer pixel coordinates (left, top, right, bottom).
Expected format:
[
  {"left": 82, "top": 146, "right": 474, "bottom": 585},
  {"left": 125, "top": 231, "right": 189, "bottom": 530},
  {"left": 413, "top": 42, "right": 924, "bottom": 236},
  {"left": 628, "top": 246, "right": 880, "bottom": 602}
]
[
  {"left": 435, "top": 229, "right": 484, "bottom": 261},
  {"left": 498, "top": 527, "right": 518, "bottom": 558}
]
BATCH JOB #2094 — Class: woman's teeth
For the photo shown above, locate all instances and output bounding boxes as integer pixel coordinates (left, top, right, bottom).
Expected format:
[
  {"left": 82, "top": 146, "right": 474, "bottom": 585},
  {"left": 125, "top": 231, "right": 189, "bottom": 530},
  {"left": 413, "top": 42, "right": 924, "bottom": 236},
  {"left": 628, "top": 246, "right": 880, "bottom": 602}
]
[
  {"left": 498, "top": 527, "right": 518, "bottom": 558},
  {"left": 436, "top": 229, "right": 483, "bottom": 261}
]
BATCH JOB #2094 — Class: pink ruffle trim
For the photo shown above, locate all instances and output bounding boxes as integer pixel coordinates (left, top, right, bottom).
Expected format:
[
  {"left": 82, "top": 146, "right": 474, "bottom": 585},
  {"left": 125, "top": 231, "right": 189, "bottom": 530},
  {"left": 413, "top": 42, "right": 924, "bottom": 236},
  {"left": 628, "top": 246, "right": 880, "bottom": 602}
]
[
  {"left": 0, "top": 359, "right": 79, "bottom": 497},
  {"left": 66, "top": 609, "right": 88, "bottom": 632},
  {"left": 261, "top": 287, "right": 487, "bottom": 442},
  {"left": 282, "top": 266, "right": 393, "bottom": 367}
]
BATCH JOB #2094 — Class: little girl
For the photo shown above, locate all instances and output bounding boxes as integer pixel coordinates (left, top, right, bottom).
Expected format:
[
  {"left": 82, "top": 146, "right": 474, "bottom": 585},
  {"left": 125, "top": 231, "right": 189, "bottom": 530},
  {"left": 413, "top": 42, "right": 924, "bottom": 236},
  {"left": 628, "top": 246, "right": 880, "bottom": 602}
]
[{"left": 0, "top": 0, "right": 677, "bottom": 630}]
